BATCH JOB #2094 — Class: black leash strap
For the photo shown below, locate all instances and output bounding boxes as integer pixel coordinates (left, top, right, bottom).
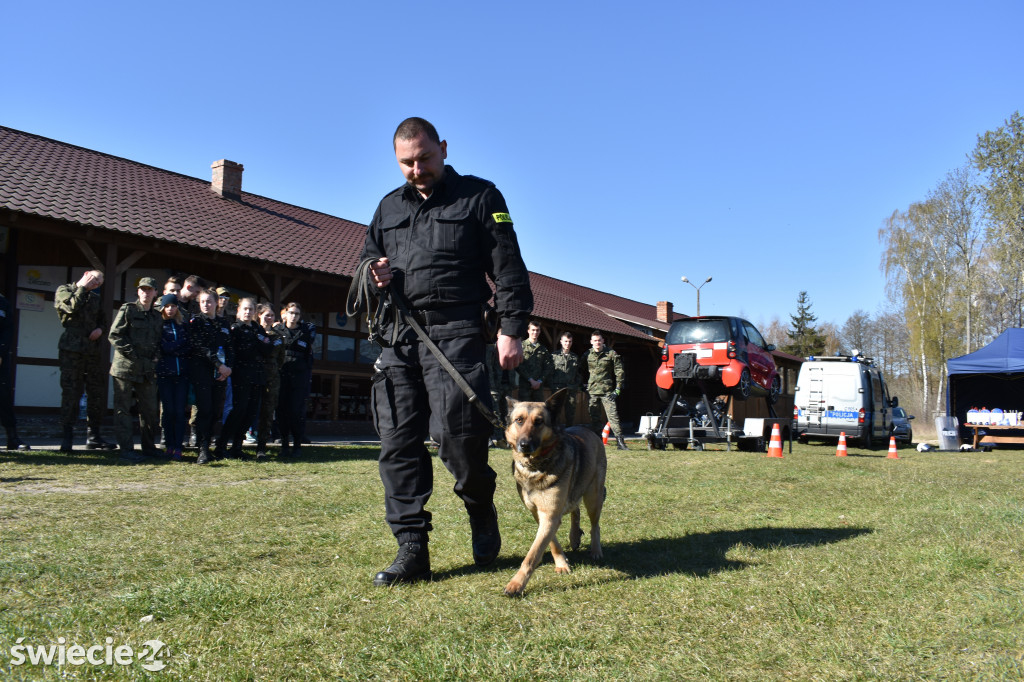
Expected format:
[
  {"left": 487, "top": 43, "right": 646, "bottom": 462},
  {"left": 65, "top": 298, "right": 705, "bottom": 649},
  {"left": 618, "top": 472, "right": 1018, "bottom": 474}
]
[{"left": 346, "top": 258, "right": 504, "bottom": 430}]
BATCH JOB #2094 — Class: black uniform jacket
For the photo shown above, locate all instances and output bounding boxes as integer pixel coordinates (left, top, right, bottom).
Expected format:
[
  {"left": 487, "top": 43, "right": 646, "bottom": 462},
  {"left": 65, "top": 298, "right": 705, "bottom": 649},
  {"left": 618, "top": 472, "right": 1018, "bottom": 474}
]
[{"left": 361, "top": 165, "right": 533, "bottom": 340}]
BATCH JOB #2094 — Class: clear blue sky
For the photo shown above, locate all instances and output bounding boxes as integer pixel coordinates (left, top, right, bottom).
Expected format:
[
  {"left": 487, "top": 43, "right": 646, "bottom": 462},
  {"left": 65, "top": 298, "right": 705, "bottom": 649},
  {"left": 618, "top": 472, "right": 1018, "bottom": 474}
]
[{"left": 6, "top": 1, "right": 1022, "bottom": 329}]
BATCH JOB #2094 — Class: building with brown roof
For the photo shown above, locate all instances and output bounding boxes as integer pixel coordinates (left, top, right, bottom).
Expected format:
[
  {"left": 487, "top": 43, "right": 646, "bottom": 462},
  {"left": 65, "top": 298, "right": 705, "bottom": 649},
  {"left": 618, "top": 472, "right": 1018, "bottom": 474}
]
[{"left": 0, "top": 125, "right": 678, "bottom": 432}]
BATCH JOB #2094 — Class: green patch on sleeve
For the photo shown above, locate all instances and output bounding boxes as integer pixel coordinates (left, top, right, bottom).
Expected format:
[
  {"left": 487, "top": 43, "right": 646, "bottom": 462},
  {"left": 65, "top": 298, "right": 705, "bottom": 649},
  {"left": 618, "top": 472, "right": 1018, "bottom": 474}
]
[{"left": 492, "top": 212, "right": 512, "bottom": 224}]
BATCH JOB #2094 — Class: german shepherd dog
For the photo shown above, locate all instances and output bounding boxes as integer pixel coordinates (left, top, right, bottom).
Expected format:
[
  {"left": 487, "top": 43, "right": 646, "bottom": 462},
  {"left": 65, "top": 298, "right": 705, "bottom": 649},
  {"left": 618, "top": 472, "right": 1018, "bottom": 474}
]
[{"left": 503, "top": 388, "right": 607, "bottom": 596}]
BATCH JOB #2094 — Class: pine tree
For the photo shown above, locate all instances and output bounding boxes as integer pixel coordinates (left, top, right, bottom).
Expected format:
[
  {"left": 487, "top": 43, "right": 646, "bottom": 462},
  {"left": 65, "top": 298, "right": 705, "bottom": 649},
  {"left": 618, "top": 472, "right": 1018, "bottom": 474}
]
[{"left": 783, "top": 291, "right": 827, "bottom": 357}]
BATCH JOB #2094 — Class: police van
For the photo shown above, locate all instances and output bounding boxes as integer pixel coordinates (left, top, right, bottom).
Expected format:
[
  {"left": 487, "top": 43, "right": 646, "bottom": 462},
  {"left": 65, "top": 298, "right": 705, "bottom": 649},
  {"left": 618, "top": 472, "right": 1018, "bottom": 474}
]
[{"left": 793, "top": 353, "right": 897, "bottom": 448}]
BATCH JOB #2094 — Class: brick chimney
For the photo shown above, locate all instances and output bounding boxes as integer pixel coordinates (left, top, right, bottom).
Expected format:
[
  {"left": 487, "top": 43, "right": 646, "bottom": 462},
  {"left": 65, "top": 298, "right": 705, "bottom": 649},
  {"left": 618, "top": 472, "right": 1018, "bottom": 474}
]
[
  {"left": 656, "top": 300, "right": 673, "bottom": 323},
  {"left": 211, "top": 159, "right": 244, "bottom": 199}
]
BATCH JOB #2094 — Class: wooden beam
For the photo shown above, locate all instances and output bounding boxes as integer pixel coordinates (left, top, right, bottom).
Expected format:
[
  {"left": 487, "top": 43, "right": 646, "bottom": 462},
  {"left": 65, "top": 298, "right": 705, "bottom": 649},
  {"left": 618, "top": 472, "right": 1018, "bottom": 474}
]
[
  {"left": 115, "top": 250, "right": 146, "bottom": 275},
  {"left": 250, "top": 272, "right": 273, "bottom": 302},
  {"left": 281, "top": 278, "right": 301, "bottom": 300},
  {"left": 73, "top": 239, "right": 105, "bottom": 271}
]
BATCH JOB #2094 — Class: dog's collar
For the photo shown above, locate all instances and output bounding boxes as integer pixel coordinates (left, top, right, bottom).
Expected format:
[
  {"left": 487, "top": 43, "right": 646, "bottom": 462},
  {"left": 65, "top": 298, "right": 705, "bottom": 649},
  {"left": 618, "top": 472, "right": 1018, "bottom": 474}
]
[{"left": 533, "top": 441, "right": 557, "bottom": 460}]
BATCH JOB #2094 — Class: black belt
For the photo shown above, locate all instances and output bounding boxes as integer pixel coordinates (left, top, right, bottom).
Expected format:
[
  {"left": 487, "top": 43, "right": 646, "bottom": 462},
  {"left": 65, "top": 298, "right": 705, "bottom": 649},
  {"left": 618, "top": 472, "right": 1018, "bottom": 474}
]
[
  {"left": 408, "top": 304, "right": 481, "bottom": 327},
  {"left": 346, "top": 258, "right": 503, "bottom": 429}
]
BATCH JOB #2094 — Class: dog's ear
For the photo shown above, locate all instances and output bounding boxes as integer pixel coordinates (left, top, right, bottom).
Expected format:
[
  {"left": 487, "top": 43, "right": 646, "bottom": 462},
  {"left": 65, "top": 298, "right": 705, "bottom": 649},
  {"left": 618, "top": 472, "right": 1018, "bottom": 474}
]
[
  {"left": 545, "top": 388, "right": 568, "bottom": 423},
  {"left": 505, "top": 396, "right": 518, "bottom": 413}
]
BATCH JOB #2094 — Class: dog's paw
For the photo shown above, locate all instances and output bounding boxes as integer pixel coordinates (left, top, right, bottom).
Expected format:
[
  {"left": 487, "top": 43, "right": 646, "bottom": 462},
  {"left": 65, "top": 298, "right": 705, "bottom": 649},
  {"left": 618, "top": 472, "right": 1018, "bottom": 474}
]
[
  {"left": 590, "top": 546, "right": 603, "bottom": 560},
  {"left": 554, "top": 565, "right": 571, "bottom": 575},
  {"left": 504, "top": 578, "right": 526, "bottom": 597}
]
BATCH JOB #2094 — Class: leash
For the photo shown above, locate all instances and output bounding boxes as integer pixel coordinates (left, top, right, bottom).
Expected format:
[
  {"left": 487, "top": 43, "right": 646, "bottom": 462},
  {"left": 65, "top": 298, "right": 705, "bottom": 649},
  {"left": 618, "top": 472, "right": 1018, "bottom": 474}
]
[{"left": 346, "top": 258, "right": 505, "bottom": 430}]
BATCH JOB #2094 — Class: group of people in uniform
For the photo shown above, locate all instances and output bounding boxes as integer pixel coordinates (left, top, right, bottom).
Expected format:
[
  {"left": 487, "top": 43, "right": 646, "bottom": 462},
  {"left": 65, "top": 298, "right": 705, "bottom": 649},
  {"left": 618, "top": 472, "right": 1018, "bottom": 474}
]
[
  {"left": 53, "top": 271, "right": 317, "bottom": 464},
  {"left": 487, "top": 320, "right": 629, "bottom": 450}
]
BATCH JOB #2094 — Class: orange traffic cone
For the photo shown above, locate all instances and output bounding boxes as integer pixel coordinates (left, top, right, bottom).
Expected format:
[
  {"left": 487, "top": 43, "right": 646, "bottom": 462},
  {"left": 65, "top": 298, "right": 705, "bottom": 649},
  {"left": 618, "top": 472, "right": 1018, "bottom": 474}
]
[
  {"left": 766, "top": 423, "right": 783, "bottom": 458},
  {"left": 836, "top": 432, "right": 848, "bottom": 457},
  {"left": 601, "top": 422, "right": 611, "bottom": 445},
  {"left": 887, "top": 436, "right": 899, "bottom": 459}
]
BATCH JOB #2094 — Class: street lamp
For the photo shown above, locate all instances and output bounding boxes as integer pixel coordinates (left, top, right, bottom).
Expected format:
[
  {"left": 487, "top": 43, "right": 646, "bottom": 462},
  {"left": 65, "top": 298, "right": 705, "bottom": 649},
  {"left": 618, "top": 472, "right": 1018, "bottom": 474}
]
[{"left": 681, "top": 275, "right": 712, "bottom": 316}]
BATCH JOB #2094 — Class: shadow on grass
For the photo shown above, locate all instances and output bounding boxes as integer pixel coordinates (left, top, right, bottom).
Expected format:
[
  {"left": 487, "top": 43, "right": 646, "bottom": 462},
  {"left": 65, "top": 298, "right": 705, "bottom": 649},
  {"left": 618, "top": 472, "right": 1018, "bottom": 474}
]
[
  {"left": 601, "top": 526, "right": 874, "bottom": 578},
  {"left": 433, "top": 526, "right": 873, "bottom": 584},
  {"left": 0, "top": 444, "right": 383, "bottom": 468}
]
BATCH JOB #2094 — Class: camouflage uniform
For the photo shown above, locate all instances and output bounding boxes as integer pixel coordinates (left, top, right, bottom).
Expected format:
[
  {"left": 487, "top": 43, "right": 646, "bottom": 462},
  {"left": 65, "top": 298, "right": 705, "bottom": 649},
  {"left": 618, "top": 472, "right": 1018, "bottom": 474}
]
[
  {"left": 550, "top": 350, "right": 581, "bottom": 426},
  {"left": 584, "top": 346, "right": 626, "bottom": 445},
  {"left": 108, "top": 297, "right": 163, "bottom": 456},
  {"left": 257, "top": 325, "right": 285, "bottom": 454},
  {"left": 54, "top": 282, "right": 108, "bottom": 433},
  {"left": 516, "top": 338, "right": 553, "bottom": 401}
]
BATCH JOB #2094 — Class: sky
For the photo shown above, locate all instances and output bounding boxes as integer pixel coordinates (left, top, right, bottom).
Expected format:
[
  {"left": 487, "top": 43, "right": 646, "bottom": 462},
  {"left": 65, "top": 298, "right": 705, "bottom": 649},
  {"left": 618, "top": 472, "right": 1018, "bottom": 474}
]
[{"left": 5, "top": 1, "right": 1022, "bottom": 330}]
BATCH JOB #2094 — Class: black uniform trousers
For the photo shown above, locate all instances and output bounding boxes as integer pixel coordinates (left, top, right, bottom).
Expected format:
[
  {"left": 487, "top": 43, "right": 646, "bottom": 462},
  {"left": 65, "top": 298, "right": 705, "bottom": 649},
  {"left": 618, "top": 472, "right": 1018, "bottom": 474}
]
[
  {"left": 189, "top": 368, "right": 226, "bottom": 448},
  {"left": 277, "top": 365, "right": 308, "bottom": 447},
  {"left": 370, "top": 333, "right": 495, "bottom": 544},
  {"left": 221, "top": 380, "right": 261, "bottom": 451},
  {"left": 0, "top": 363, "right": 16, "bottom": 430}
]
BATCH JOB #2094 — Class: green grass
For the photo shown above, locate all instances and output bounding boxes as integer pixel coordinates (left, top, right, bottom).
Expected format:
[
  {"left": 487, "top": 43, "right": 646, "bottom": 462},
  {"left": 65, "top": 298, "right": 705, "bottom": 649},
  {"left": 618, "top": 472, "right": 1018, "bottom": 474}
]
[{"left": 2, "top": 441, "right": 1023, "bottom": 680}]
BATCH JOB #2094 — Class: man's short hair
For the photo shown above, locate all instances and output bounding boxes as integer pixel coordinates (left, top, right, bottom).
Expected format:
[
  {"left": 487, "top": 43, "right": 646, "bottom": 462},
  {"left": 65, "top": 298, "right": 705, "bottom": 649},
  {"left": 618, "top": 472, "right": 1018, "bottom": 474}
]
[
  {"left": 560, "top": 332, "right": 573, "bottom": 341},
  {"left": 184, "top": 274, "right": 206, "bottom": 289},
  {"left": 394, "top": 117, "right": 441, "bottom": 147},
  {"left": 165, "top": 275, "right": 184, "bottom": 287},
  {"left": 591, "top": 330, "right": 605, "bottom": 340},
  {"left": 528, "top": 320, "right": 541, "bottom": 329}
]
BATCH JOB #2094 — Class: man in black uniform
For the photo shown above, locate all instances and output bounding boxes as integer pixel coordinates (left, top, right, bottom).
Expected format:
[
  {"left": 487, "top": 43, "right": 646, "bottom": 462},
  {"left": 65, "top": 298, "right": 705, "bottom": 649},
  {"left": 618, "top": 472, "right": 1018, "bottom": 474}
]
[
  {"left": 362, "top": 117, "right": 533, "bottom": 586},
  {"left": 0, "top": 293, "right": 30, "bottom": 451}
]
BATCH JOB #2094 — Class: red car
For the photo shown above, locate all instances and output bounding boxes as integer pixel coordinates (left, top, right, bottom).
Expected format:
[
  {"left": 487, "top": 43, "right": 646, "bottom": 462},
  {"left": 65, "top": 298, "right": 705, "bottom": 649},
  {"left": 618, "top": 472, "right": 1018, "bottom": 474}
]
[{"left": 656, "top": 316, "right": 780, "bottom": 402}]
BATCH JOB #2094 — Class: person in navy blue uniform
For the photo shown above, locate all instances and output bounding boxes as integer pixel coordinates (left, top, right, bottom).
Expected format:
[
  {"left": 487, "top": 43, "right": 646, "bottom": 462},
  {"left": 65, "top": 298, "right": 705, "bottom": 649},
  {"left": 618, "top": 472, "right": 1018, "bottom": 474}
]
[
  {"left": 156, "top": 294, "right": 190, "bottom": 461},
  {"left": 361, "top": 117, "right": 533, "bottom": 586}
]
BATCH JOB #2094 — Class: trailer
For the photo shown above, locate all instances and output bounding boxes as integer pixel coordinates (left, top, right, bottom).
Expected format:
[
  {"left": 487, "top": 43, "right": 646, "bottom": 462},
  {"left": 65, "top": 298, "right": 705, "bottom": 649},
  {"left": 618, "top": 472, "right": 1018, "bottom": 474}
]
[
  {"left": 644, "top": 382, "right": 779, "bottom": 451},
  {"left": 642, "top": 347, "right": 801, "bottom": 452}
]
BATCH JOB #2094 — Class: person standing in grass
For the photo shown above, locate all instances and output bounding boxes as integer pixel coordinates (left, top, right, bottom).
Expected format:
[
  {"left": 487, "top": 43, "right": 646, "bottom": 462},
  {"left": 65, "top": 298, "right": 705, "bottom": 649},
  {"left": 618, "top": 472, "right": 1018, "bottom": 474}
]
[
  {"left": 108, "top": 277, "right": 163, "bottom": 462},
  {"left": 276, "top": 302, "right": 315, "bottom": 458},
  {"left": 255, "top": 303, "right": 285, "bottom": 459},
  {"left": 156, "top": 294, "right": 190, "bottom": 461},
  {"left": 217, "top": 298, "right": 271, "bottom": 459},
  {"left": 54, "top": 269, "right": 112, "bottom": 452},
  {"left": 188, "top": 288, "right": 232, "bottom": 465},
  {"left": 359, "top": 117, "right": 532, "bottom": 586},
  {"left": 550, "top": 331, "right": 581, "bottom": 426}
]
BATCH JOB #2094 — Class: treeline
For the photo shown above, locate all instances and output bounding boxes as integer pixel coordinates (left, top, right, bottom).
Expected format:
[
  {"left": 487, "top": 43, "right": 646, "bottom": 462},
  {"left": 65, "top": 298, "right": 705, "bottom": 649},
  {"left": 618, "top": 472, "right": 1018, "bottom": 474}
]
[{"left": 756, "top": 112, "right": 1024, "bottom": 425}]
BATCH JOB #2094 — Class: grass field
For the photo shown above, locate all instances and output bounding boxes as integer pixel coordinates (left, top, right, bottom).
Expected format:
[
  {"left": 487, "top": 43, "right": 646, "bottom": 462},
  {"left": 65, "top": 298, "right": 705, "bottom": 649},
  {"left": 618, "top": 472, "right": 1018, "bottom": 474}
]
[{"left": 1, "top": 439, "right": 1023, "bottom": 680}]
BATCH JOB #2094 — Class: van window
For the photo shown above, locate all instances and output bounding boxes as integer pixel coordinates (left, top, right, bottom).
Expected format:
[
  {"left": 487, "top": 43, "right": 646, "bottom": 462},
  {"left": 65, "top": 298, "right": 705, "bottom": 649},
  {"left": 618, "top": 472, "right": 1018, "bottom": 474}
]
[
  {"left": 872, "top": 375, "right": 883, "bottom": 405},
  {"left": 829, "top": 373, "right": 858, "bottom": 402}
]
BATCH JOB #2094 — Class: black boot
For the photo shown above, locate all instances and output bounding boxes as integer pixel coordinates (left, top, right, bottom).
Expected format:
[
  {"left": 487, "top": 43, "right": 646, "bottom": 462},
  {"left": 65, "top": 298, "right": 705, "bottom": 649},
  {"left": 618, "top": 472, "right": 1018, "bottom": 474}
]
[
  {"left": 469, "top": 504, "right": 501, "bottom": 567},
  {"left": 118, "top": 443, "right": 144, "bottom": 463},
  {"left": 373, "top": 540, "right": 431, "bottom": 586},
  {"left": 85, "top": 426, "right": 113, "bottom": 450},
  {"left": 616, "top": 435, "right": 628, "bottom": 450},
  {"left": 59, "top": 426, "right": 74, "bottom": 453},
  {"left": 6, "top": 428, "right": 30, "bottom": 451},
  {"left": 196, "top": 443, "right": 211, "bottom": 465}
]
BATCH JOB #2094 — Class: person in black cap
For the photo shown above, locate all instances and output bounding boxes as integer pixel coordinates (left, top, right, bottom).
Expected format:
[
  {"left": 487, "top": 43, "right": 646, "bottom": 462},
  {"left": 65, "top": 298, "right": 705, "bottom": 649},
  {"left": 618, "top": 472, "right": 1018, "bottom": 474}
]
[
  {"left": 108, "top": 277, "right": 163, "bottom": 461},
  {"left": 156, "top": 294, "right": 190, "bottom": 461}
]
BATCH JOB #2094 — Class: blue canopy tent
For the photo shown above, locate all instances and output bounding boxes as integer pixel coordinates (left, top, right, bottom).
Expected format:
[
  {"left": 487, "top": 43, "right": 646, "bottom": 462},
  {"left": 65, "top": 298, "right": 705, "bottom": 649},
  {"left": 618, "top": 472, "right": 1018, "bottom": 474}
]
[{"left": 946, "top": 329, "right": 1024, "bottom": 440}]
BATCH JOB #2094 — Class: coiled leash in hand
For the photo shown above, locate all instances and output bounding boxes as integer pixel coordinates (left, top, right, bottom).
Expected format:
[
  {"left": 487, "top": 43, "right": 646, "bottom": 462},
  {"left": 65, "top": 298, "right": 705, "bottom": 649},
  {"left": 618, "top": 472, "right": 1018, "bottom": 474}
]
[{"left": 346, "top": 258, "right": 504, "bottom": 430}]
